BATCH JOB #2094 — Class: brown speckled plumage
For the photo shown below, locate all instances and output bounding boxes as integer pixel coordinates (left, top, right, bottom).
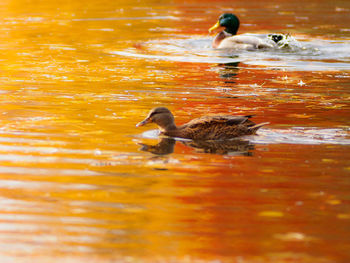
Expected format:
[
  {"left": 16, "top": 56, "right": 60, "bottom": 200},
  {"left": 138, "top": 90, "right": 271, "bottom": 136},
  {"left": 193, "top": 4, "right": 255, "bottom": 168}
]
[{"left": 136, "top": 107, "right": 268, "bottom": 140}]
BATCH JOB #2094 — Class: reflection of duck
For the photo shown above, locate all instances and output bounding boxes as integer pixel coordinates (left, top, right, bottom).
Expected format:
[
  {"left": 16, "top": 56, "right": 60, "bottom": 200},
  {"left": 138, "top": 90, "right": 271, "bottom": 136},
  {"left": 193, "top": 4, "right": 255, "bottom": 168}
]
[
  {"left": 183, "top": 139, "right": 254, "bottom": 155},
  {"left": 138, "top": 137, "right": 254, "bottom": 156},
  {"left": 219, "top": 62, "right": 240, "bottom": 80},
  {"left": 209, "top": 13, "right": 284, "bottom": 50},
  {"left": 138, "top": 138, "right": 176, "bottom": 155},
  {"left": 136, "top": 107, "right": 268, "bottom": 140}
]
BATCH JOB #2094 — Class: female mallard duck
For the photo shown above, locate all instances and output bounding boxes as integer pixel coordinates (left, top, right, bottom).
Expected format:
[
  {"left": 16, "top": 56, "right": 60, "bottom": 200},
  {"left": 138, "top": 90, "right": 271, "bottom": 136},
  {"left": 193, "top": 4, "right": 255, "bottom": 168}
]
[
  {"left": 136, "top": 107, "right": 268, "bottom": 140},
  {"left": 209, "top": 13, "right": 284, "bottom": 50}
]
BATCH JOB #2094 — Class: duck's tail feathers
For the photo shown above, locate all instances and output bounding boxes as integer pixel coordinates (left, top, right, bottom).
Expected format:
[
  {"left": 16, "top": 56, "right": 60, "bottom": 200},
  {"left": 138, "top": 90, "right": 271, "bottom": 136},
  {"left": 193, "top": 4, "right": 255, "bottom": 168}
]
[{"left": 249, "top": 122, "right": 269, "bottom": 134}]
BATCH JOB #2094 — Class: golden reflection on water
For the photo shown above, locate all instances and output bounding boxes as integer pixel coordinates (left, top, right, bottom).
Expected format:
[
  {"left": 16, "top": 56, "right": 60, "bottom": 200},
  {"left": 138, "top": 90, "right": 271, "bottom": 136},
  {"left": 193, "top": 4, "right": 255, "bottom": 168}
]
[{"left": 0, "top": 0, "right": 350, "bottom": 262}]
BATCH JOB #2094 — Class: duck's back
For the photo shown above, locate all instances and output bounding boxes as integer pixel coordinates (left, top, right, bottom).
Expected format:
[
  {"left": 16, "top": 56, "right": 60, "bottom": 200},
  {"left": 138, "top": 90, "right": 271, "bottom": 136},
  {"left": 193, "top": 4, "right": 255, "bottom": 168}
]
[
  {"left": 218, "top": 34, "right": 276, "bottom": 50},
  {"left": 164, "top": 115, "right": 259, "bottom": 140}
]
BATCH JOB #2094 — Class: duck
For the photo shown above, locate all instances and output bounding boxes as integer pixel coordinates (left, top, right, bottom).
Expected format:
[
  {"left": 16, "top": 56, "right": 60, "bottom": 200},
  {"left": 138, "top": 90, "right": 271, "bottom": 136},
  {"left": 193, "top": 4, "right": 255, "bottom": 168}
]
[
  {"left": 209, "top": 13, "right": 284, "bottom": 50},
  {"left": 136, "top": 107, "right": 268, "bottom": 140}
]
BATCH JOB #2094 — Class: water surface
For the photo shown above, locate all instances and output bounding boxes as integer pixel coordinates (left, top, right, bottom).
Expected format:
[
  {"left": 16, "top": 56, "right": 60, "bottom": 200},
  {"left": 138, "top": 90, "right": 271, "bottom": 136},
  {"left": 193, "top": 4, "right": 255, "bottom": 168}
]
[{"left": 0, "top": 0, "right": 349, "bottom": 262}]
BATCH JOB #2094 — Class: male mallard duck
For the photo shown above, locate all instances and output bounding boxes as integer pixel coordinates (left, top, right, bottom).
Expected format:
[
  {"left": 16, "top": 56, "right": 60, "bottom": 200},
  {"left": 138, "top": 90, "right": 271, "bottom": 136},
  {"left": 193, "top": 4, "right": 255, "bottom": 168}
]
[
  {"left": 209, "top": 13, "right": 284, "bottom": 50},
  {"left": 136, "top": 107, "right": 268, "bottom": 140}
]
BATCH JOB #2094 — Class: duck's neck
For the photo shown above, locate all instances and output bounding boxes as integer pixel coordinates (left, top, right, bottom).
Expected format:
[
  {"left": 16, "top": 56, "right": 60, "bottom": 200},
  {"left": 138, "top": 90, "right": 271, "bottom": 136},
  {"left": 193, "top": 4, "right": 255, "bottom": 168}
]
[
  {"left": 159, "top": 123, "right": 177, "bottom": 133},
  {"left": 213, "top": 31, "right": 232, "bottom": 48},
  {"left": 225, "top": 27, "right": 238, "bottom": 35}
]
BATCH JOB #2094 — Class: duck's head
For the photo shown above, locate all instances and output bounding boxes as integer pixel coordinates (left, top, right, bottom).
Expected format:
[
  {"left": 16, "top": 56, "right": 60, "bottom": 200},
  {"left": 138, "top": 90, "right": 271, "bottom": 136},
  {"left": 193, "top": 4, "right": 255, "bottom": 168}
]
[
  {"left": 209, "top": 13, "right": 240, "bottom": 35},
  {"left": 136, "top": 107, "right": 176, "bottom": 132}
]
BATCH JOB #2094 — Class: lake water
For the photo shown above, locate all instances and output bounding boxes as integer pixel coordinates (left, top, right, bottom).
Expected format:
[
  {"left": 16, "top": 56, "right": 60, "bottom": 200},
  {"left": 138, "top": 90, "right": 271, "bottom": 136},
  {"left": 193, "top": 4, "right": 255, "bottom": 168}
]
[{"left": 0, "top": 0, "right": 349, "bottom": 262}]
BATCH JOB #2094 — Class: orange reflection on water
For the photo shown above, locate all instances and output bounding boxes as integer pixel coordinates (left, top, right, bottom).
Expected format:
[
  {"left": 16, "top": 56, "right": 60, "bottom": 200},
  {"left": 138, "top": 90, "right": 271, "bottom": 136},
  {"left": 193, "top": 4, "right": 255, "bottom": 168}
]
[{"left": 0, "top": 0, "right": 349, "bottom": 262}]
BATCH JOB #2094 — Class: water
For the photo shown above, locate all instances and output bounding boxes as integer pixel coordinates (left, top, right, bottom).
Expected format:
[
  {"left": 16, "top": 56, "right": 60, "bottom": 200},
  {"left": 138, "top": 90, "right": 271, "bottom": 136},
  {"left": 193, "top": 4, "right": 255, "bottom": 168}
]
[
  {"left": 0, "top": 0, "right": 349, "bottom": 262},
  {"left": 112, "top": 35, "right": 350, "bottom": 70}
]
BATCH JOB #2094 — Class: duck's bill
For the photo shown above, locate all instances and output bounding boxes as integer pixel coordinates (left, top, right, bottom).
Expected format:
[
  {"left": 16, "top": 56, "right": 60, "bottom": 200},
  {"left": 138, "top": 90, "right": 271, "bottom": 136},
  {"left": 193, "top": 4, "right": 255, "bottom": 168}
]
[
  {"left": 136, "top": 118, "right": 150, "bottom": 127},
  {"left": 209, "top": 21, "right": 220, "bottom": 33}
]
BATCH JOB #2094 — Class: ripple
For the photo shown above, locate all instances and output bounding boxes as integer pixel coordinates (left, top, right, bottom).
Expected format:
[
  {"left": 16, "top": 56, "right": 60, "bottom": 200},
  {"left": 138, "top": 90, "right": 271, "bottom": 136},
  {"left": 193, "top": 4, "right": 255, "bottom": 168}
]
[
  {"left": 73, "top": 16, "right": 179, "bottom": 22},
  {"left": 111, "top": 50, "right": 238, "bottom": 64},
  {"left": 138, "top": 128, "right": 350, "bottom": 145},
  {"left": 112, "top": 35, "right": 350, "bottom": 71},
  {"left": 251, "top": 127, "right": 350, "bottom": 145},
  {"left": 0, "top": 166, "right": 99, "bottom": 176}
]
